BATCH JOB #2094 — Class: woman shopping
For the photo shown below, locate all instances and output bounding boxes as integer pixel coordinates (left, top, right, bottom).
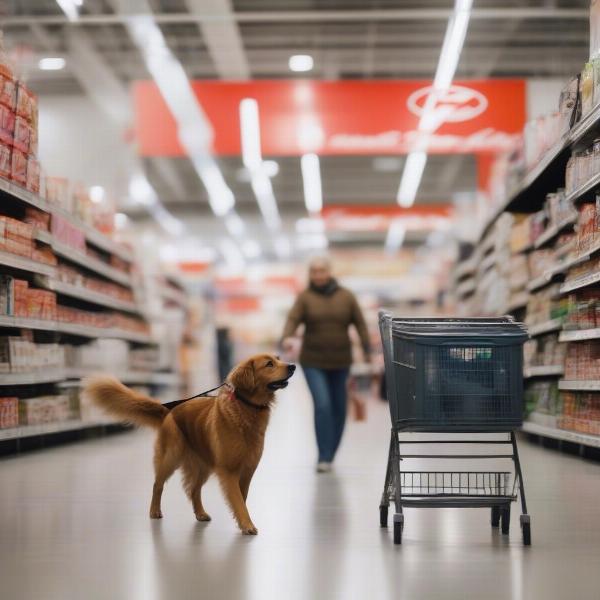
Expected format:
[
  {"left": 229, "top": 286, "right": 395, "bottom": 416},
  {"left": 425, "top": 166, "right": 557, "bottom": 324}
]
[{"left": 281, "top": 256, "right": 371, "bottom": 473}]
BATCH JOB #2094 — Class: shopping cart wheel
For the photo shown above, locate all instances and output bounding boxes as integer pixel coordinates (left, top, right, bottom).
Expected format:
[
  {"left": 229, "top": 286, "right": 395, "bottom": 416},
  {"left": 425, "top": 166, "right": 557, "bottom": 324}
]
[
  {"left": 379, "top": 505, "right": 388, "bottom": 528},
  {"left": 520, "top": 515, "right": 531, "bottom": 546},
  {"left": 501, "top": 505, "right": 511, "bottom": 535},
  {"left": 491, "top": 506, "right": 500, "bottom": 528},
  {"left": 393, "top": 514, "right": 403, "bottom": 545}
]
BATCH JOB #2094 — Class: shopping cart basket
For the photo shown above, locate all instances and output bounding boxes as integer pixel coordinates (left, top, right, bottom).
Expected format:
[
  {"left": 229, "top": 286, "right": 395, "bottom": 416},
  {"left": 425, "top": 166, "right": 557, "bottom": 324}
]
[{"left": 378, "top": 311, "right": 531, "bottom": 545}]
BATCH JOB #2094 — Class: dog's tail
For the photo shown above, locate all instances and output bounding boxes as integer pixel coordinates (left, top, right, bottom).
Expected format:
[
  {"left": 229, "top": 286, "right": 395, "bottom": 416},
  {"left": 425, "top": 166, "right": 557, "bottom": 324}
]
[{"left": 83, "top": 376, "right": 168, "bottom": 429}]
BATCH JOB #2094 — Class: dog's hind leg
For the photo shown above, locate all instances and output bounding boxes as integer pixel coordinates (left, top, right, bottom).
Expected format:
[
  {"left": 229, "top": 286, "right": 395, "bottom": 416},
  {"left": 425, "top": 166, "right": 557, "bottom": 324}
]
[
  {"left": 182, "top": 457, "right": 212, "bottom": 522},
  {"left": 150, "top": 417, "right": 183, "bottom": 519}
]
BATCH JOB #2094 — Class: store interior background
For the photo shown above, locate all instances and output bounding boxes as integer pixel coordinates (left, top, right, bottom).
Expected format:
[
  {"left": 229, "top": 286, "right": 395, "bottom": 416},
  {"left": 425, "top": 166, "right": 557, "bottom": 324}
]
[{"left": 0, "top": 2, "right": 595, "bottom": 450}]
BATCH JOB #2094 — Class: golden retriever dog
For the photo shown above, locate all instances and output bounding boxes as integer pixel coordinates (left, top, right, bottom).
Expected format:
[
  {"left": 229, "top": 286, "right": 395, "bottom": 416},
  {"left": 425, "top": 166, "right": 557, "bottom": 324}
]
[{"left": 84, "top": 354, "right": 295, "bottom": 535}]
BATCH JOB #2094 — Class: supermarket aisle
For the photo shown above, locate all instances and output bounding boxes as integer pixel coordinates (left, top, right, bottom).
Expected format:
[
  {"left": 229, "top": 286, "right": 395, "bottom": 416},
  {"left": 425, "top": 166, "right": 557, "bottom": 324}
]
[{"left": 2, "top": 373, "right": 600, "bottom": 600}]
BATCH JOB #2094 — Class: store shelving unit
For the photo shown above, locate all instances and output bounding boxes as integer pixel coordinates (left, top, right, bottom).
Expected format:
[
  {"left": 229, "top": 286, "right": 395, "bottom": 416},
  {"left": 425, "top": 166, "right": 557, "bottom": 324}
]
[
  {"left": 0, "top": 176, "right": 181, "bottom": 450},
  {"left": 453, "top": 92, "right": 600, "bottom": 452}
]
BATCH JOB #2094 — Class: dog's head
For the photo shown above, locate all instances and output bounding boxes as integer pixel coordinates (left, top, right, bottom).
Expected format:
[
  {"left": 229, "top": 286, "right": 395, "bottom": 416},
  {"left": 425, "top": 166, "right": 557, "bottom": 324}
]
[{"left": 229, "top": 354, "right": 296, "bottom": 398}]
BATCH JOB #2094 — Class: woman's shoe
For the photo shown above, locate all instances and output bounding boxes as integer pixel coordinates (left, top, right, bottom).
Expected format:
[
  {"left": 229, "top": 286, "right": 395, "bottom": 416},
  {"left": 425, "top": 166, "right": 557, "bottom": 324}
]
[{"left": 316, "top": 462, "right": 332, "bottom": 473}]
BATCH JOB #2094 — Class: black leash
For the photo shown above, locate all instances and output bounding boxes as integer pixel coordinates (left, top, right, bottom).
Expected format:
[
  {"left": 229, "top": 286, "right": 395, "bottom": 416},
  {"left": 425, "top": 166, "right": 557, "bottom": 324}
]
[
  {"left": 163, "top": 383, "right": 227, "bottom": 411},
  {"left": 163, "top": 382, "right": 269, "bottom": 412}
]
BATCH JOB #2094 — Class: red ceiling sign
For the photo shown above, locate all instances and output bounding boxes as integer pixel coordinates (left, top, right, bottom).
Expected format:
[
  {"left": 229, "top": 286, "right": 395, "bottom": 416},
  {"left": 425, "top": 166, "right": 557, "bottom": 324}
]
[{"left": 132, "top": 80, "right": 525, "bottom": 157}]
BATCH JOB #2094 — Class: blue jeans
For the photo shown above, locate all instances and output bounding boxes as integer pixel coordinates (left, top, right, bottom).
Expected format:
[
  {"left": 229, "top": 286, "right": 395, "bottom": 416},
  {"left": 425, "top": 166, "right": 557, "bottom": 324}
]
[{"left": 303, "top": 366, "right": 350, "bottom": 463}]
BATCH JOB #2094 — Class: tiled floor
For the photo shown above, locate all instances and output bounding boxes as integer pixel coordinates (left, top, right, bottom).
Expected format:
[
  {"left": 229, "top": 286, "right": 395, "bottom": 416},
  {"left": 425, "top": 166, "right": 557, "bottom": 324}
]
[{"left": 2, "top": 372, "right": 600, "bottom": 599}]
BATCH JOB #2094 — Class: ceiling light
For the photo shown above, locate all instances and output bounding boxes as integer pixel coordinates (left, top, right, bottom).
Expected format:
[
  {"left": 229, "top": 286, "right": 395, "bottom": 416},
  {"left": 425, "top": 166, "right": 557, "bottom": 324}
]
[
  {"left": 289, "top": 54, "right": 314, "bottom": 73},
  {"left": 224, "top": 211, "right": 246, "bottom": 237},
  {"left": 56, "top": 0, "right": 80, "bottom": 21},
  {"left": 397, "top": 151, "right": 427, "bottom": 208},
  {"left": 89, "top": 185, "right": 105, "bottom": 204},
  {"left": 241, "top": 239, "right": 262, "bottom": 260},
  {"left": 219, "top": 238, "right": 245, "bottom": 271},
  {"left": 301, "top": 154, "right": 323, "bottom": 214},
  {"left": 263, "top": 160, "right": 279, "bottom": 177},
  {"left": 129, "top": 173, "right": 157, "bottom": 206},
  {"left": 385, "top": 219, "right": 406, "bottom": 255},
  {"left": 240, "top": 98, "right": 261, "bottom": 171},
  {"left": 39, "top": 57, "right": 66, "bottom": 71}
]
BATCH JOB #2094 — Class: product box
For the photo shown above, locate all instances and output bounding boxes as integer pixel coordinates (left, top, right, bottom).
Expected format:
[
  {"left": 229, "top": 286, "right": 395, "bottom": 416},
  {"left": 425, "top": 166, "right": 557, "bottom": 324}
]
[
  {"left": 0, "top": 142, "right": 10, "bottom": 179},
  {"left": 0, "top": 397, "right": 18, "bottom": 429},
  {"left": 10, "top": 148, "right": 27, "bottom": 185},
  {"left": 19, "top": 395, "right": 71, "bottom": 426},
  {"left": 0, "top": 275, "right": 14, "bottom": 315},
  {"left": 23, "top": 207, "right": 50, "bottom": 231},
  {"left": 0, "top": 74, "right": 16, "bottom": 111},
  {"left": 12, "top": 116, "right": 31, "bottom": 154},
  {"left": 581, "top": 62, "right": 595, "bottom": 116},
  {"left": 45, "top": 177, "right": 69, "bottom": 208},
  {"left": 15, "top": 83, "right": 35, "bottom": 123},
  {"left": 26, "top": 156, "right": 40, "bottom": 193},
  {"left": 0, "top": 103, "right": 14, "bottom": 145}
]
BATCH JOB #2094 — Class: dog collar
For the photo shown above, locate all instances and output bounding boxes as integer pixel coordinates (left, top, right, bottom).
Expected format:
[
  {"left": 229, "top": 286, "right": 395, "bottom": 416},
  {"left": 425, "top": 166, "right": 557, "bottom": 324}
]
[{"left": 225, "top": 383, "right": 269, "bottom": 411}]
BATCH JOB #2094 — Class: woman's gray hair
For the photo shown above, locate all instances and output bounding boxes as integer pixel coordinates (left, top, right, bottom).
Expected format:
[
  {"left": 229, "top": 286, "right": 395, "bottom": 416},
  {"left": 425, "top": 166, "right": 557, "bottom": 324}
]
[{"left": 308, "top": 254, "right": 332, "bottom": 270}]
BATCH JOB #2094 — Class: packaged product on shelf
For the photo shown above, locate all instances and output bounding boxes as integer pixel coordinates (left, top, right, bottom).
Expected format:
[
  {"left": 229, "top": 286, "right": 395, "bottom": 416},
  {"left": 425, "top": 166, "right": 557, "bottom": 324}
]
[
  {"left": 592, "top": 0, "right": 600, "bottom": 60},
  {"left": 0, "top": 103, "right": 15, "bottom": 145},
  {"left": 26, "top": 156, "right": 40, "bottom": 193},
  {"left": 559, "top": 392, "right": 600, "bottom": 436},
  {"left": 559, "top": 76, "right": 580, "bottom": 128},
  {"left": 581, "top": 62, "right": 595, "bottom": 115},
  {"left": 576, "top": 202, "right": 599, "bottom": 253},
  {"left": 24, "top": 207, "right": 50, "bottom": 231},
  {"left": 0, "top": 73, "right": 16, "bottom": 111},
  {"left": 0, "top": 397, "right": 18, "bottom": 429},
  {"left": 0, "top": 215, "right": 33, "bottom": 258},
  {"left": 0, "top": 337, "right": 65, "bottom": 372},
  {"left": 15, "top": 83, "right": 36, "bottom": 124},
  {"left": 525, "top": 381, "right": 560, "bottom": 416},
  {"left": 50, "top": 213, "right": 85, "bottom": 251},
  {"left": 509, "top": 213, "right": 534, "bottom": 253},
  {"left": 528, "top": 249, "right": 554, "bottom": 279},
  {"left": 10, "top": 148, "right": 27, "bottom": 186},
  {"left": 0, "top": 142, "right": 10, "bottom": 178},
  {"left": 19, "top": 394, "right": 71, "bottom": 426},
  {"left": 12, "top": 116, "right": 30, "bottom": 154},
  {"left": 72, "top": 183, "right": 93, "bottom": 225},
  {"left": 31, "top": 245, "right": 57, "bottom": 266},
  {"left": 45, "top": 177, "right": 70, "bottom": 208},
  {"left": 508, "top": 253, "right": 529, "bottom": 290},
  {"left": 0, "top": 275, "right": 14, "bottom": 315}
]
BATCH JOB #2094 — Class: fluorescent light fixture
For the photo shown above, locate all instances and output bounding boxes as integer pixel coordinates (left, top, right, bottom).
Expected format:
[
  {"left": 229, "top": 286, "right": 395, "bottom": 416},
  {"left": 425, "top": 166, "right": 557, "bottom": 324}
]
[
  {"left": 263, "top": 160, "right": 279, "bottom": 177},
  {"left": 56, "top": 0, "right": 80, "bottom": 21},
  {"left": 395, "top": 0, "right": 472, "bottom": 208},
  {"left": 251, "top": 172, "right": 281, "bottom": 230},
  {"left": 397, "top": 151, "right": 427, "bottom": 208},
  {"left": 241, "top": 239, "right": 262, "bottom": 260},
  {"left": 89, "top": 185, "right": 104, "bottom": 204},
  {"left": 289, "top": 54, "right": 314, "bottom": 73},
  {"left": 39, "top": 57, "right": 66, "bottom": 71},
  {"left": 224, "top": 211, "right": 246, "bottom": 237},
  {"left": 129, "top": 173, "right": 157, "bottom": 206},
  {"left": 432, "top": 0, "right": 473, "bottom": 92},
  {"left": 193, "top": 158, "right": 235, "bottom": 216},
  {"left": 385, "top": 219, "right": 406, "bottom": 255},
  {"left": 149, "top": 203, "right": 185, "bottom": 236},
  {"left": 301, "top": 154, "right": 323, "bottom": 214},
  {"left": 114, "top": 213, "right": 129, "bottom": 230}
]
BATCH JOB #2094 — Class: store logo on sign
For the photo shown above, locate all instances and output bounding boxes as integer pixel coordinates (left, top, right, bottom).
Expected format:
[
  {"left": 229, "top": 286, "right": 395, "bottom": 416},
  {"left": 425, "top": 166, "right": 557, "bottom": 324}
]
[{"left": 407, "top": 85, "right": 489, "bottom": 123}]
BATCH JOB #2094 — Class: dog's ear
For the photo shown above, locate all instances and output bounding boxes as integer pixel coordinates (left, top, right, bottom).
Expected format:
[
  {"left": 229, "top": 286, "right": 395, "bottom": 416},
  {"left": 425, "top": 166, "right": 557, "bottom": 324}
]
[{"left": 232, "top": 360, "right": 255, "bottom": 392}]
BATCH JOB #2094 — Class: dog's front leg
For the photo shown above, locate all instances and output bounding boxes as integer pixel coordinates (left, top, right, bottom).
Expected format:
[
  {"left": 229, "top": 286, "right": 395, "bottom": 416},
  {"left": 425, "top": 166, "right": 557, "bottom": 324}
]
[
  {"left": 240, "top": 466, "right": 256, "bottom": 502},
  {"left": 217, "top": 470, "right": 257, "bottom": 535}
]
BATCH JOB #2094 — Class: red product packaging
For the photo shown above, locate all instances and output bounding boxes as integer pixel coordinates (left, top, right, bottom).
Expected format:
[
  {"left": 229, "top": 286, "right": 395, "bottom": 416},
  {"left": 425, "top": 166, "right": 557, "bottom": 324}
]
[
  {"left": 0, "top": 143, "right": 10, "bottom": 179},
  {"left": 10, "top": 149, "right": 27, "bottom": 185},
  {"left": 16, "top": 83, "right": 35, "bottom": 123},
  {"left": 0, "top": 104, "right": 14, "bottom": 145},
  {"left": 45, "top": 177, "right": 69, "bottom": 207},
  {"left": 0, "top": 74, "right": 16, "bottom": 110},
  {"left": 12, "top": 116, "right": 30, "bottom": 154},
  {"left": 0, "top": 397, "right": 18, "bottom": 429},
  {"left": 26, "top": 157, "right": 40, "bottom": 193}
]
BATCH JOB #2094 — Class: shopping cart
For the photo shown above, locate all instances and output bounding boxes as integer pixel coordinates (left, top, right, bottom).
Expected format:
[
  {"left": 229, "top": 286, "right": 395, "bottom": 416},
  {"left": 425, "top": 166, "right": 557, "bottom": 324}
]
[{"left": 378, "top": 312, "right": 531, "bottom": 545}]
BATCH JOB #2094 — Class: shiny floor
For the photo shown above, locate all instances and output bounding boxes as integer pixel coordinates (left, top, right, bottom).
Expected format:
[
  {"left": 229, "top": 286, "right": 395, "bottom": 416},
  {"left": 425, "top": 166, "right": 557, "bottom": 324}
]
[{"left": 2, "top": 374, "right": 600, "bottom": 600}]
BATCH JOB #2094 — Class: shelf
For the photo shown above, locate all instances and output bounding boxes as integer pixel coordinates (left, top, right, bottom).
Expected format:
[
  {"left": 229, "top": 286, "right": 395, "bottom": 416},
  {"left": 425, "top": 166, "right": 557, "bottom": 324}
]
[
  {"left": 564, "top": 171, "right": 600, "bottom": 205},
  {"left": 50, "top": 238, "right": 132, "bottom": 287},
  {"left": 479, "top": 251, "right": 497, "bottom": 273},
  {"left": 161, "top": 286, "right": 188, "bottom": 308},
  {"left": 507, "top": 291, "right": 529, "bottom": 313},
  {"left": 0, "top": 314, "right": 154, "bottom": 343},
  {"left": 527, "top": 318, "right": 563, "bottom": 337},
  {"left": 0, "top": 370, "right": 67, "bottom": 385},
  {"left": 522, "top": 420, "right": 600, "bottom": 449},
  {"left": 456, "top": 278, "right": 476, "bottom": 298},
  {"left": 64, "top": 368, "right": 178, "bottom": 386},
  {"left": 454, "top": 256, "right": 477, "bottom": 281},
  {"left": 0, "top": 249, "right": 56, "bottom": 277},
  {"left": 41, "top": 279, "right": 140, "bottom": 313},
  {"left": 0, "top": 419, "right": 112, "bottom": 442},
  {"left": 560, "top": 269, "right": 600, "bottom": 293},
  {"left": 559, "top": 328, "right": 600, "bottom": 342},
  {"left": 34, "top": 229, "right": 53, "bottom": 245},
  {"left": 534, "top": 214, "right": 578, "bottom": 249},
  {"left": 0, "top": 177, "right": 50, "bottom": 213},
  {"left": 527, "top": 273, "right": 553, "bottom": 292},
  {"left": 569, "top": 101, "right": 600, "bottom": 147},
  {"left": 559, "top": 380, "right": 600, "bottom": 391},
  {"left": 524, "top": 365, "right": 564, "bottom": 379}
]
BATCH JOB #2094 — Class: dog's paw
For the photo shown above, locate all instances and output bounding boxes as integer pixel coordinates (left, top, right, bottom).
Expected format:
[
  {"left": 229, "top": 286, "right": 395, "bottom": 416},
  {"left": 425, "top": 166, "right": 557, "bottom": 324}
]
[
  {"left": 149, "top": 509, "right": 163, "bottom": 519},
  {"left": 241, "top": 525, "right": 258, "bottom": 535},
  {"left": 195, "top": 512, "right": 212, "bottom": 522}
]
